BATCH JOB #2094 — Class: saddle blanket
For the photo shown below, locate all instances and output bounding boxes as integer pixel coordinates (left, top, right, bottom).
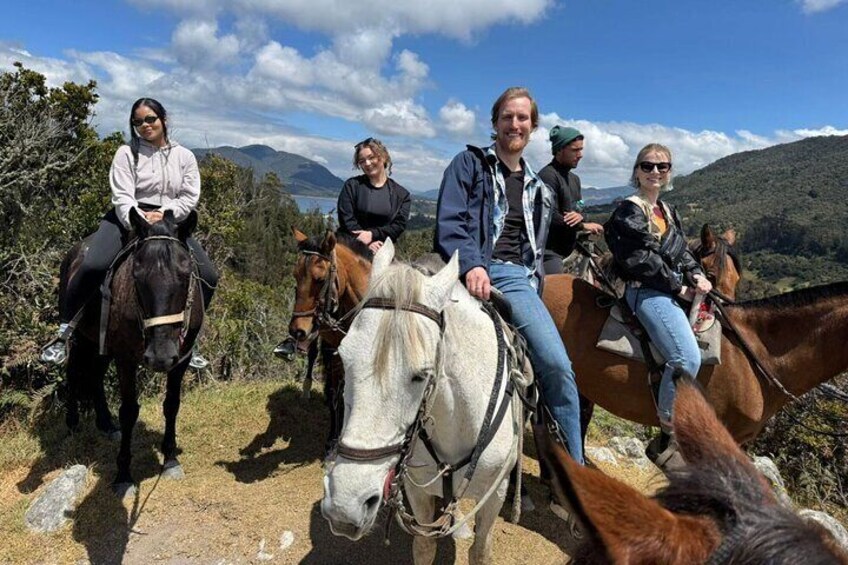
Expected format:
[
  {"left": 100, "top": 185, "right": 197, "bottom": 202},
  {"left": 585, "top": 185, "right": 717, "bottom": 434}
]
[{"left": 596, "top": 303, "right": 722, "bottom": 365}]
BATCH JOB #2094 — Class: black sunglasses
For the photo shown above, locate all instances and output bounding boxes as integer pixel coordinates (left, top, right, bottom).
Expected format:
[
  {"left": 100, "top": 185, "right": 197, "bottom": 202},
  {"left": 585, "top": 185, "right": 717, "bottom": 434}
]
[
  {"left": 354, "top": 137, "right": 374, "bottom": 148},
  {"left": 131, "top": 115, "right": 159, "bottom": 127},
  {"left": 638, "top": 161, "right": 672, "bottom": 173}
]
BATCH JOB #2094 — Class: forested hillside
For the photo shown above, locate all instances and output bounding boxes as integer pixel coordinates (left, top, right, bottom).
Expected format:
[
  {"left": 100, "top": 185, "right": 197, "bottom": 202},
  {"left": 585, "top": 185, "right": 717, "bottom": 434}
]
[{"left": 667, "top": 135, "right": 848, "bottom": 290}]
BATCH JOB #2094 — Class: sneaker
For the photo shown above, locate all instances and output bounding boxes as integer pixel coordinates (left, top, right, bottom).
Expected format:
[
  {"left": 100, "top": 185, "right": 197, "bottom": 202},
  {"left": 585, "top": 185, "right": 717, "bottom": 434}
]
[
  {"left": 40, "top": 338, "right": 67, "bottom": 365},
  {"left": 550, "top": 498, "right": 584, "bottom": 540},
  {"left": 189, "top": 352, "right": 209, "bottom": 370},
  {"left": 273, "top": 337, "right": 297, "bottom": 360}
]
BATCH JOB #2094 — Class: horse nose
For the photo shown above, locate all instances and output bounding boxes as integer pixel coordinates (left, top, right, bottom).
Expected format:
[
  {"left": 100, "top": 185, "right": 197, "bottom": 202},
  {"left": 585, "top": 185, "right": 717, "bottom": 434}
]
[
  {"left": 144, "top": 349, "right": 179, "bottom": 372},
  {"left": 363, "top": 494, "right": 380, "bottom": 513}
]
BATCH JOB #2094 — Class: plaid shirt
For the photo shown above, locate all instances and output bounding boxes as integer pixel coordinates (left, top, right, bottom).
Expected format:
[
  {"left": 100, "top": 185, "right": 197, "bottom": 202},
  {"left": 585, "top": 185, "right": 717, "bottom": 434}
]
[{"left": 486, "top": 144, "right": 550, "bottom": 273}]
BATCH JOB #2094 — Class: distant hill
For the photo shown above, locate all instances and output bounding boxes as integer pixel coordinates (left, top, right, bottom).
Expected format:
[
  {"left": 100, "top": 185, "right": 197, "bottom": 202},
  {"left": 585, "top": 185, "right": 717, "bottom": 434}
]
[
  {"left": 582, "top": 185, "right": 633, "bottom": 206},
  {"left": 665, "top": 135, "right": 848, "bottom": 290},
  {"left": 192, "top": 145, "right": 345, "bottom": 197}
]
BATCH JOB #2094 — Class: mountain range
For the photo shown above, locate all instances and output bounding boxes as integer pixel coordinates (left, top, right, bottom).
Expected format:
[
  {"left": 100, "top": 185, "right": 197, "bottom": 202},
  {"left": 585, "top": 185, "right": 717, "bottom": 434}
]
[
  {"left": 192, "top": 145, "right": 344, "bottom": 197},
  {"left": 192, "top": 144, "right": 629, "bottom": 205}
]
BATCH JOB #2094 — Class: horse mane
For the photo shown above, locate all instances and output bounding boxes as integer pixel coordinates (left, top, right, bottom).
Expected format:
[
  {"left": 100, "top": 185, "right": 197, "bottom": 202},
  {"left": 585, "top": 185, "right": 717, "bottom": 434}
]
[
  {"left": 734, "top": 281, "right": 848, "bottom": 311},
  {"left": 361, "top": 261, "right": 429, "bottom": 385},
  {"left": 298, "top": 231, "right": 373, "bottom": 262}
]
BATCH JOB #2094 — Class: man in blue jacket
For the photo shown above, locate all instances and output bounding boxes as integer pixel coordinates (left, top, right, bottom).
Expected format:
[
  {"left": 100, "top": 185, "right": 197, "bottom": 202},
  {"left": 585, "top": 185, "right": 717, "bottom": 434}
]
[{"left": 433, "top": 87, "right": 584, "bottom": 477}]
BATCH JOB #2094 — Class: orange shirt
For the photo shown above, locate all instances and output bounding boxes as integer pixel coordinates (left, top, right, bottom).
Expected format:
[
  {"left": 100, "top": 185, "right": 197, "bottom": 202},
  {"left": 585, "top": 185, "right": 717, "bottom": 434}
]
[{"left": 651, "top": 204, "right": 668, "bottom": 236}]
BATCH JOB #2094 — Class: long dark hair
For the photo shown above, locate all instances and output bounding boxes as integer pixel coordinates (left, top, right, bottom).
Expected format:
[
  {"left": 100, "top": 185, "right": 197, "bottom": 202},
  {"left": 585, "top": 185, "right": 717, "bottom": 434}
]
[{"left": 129, "top": 98, "right": 169, "bottom": 161}]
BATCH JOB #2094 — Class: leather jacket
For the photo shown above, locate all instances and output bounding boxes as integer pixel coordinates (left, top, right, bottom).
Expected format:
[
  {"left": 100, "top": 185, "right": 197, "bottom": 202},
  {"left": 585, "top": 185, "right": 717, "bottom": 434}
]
[{"left": 604, "top": 197, "right": 703, "bottom": 295}]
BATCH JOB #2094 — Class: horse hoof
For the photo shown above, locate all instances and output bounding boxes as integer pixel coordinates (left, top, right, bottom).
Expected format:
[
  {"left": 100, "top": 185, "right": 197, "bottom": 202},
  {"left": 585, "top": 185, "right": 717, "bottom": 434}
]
[
  {"left": 100, "top": 428, "right": 121, "bottom": 442},
  {"left": 113, "top": 482, "right": 137, "bottom": 499},
  {"left": 161, "top": 460, "right": 185, "bottom": 480}
]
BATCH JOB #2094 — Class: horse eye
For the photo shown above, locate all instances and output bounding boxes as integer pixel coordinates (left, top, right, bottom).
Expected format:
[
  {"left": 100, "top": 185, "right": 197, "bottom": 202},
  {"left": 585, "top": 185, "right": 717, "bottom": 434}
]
[{"left": 412, "top": 369, "right": 433, "bottom": 383}]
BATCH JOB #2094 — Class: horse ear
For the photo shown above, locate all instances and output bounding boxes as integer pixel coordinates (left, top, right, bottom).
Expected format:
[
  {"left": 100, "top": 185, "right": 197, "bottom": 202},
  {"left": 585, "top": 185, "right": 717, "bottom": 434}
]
[
  {"left": 722, "top": 228, "right": 737, "bottom": 246},
  {"left": 178, "top": 210, "right": 198, "bottom": 240},
  {"left": 129, "top": 207, "right": 148, "bottom": 237},
  {"left": 320, "top": 230, "right": 336, "bottom": 256},
  {"left": 292, "top": 226, "right": 308, "bottom": 243},
  {"left": 538, "top": 431, "right": 719, "bottom": 563},
  {"left": 672, "top": 383, "right": 770, "bottom": 491},
  {"left": 426, "top": 251, "right": 459, "bottom": 308},
  {"left": 701, "top": 224, "right": 716, "bottom": 251},
  {"left": 372, "top": 237, "right": 395, "bottom": 278}
]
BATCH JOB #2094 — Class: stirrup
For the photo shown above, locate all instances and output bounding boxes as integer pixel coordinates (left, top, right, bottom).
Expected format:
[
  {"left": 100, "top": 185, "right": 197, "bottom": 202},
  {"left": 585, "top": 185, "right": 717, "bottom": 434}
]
[
  {"left": 40, "top": 337, "right": 68, "bottom": 365},
  {"left": 189, "top": 352, "right": 209, "bottom": 370},
  {"left": 550, "top": 499, "right": 584, "bottom": 540}
]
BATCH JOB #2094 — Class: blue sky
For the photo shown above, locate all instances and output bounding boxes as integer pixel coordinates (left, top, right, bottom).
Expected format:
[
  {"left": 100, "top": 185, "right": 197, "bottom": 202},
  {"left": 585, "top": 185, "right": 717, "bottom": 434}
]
[{"left": 2, "top": 0, "right": 847, "bottom": 192}]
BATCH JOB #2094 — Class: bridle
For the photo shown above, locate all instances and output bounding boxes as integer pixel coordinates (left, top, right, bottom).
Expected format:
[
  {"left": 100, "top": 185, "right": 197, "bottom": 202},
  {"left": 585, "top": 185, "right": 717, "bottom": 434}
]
[
  {"left": 329, "top": 297, "right": 528, "bottom": 540},
  {"left": 333, "top": 297, "right": 444, "bottom": 464},
  {"left": 134, "top": 234, "right": 198, "bottom": 353},
  {"left": 290, "top": 249, "right": 342, "bottom": 343},
  {"left": 692, "top": 235, "right": 741, "bottom": 302}
]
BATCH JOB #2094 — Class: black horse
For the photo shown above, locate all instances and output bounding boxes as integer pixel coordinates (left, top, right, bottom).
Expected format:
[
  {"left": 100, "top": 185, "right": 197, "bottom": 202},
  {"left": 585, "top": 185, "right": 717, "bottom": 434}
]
[{"left": 63, "top": 208, "right": 205, "bottom": 496}]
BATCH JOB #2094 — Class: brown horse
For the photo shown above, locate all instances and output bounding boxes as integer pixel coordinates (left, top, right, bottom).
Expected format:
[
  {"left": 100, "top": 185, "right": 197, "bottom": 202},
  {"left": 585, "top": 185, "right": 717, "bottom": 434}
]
[
  {"left": 537, "top": 382, "right": 848, "bottom": 564},
  {"left": 63, "top": 209, "right": 205, "bottom": 496},
  {"left": 544, "top": 270, "right": 848, "bottom": 444},
  {"left": 691, "top": 224, "right": 741, "bottom": 300},
  {"left": 288, "top": 228, "right": 372, "bottom": 451}
]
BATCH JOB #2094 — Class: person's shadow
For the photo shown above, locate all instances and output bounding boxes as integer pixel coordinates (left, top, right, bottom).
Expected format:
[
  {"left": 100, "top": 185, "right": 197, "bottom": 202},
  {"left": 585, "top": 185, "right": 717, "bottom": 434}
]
[
  {"left": 216, "top": 382, "right": 328, "bottom": 483},
  {"left": 302, "top": 500, "right": 457, "bottom": 564}
]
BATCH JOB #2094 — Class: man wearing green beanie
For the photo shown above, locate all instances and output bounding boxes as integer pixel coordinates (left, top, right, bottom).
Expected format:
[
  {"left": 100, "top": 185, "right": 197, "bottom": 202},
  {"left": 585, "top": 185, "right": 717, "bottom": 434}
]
[{"left": 539, "top": 125, "right": 604, "bottom": 276}]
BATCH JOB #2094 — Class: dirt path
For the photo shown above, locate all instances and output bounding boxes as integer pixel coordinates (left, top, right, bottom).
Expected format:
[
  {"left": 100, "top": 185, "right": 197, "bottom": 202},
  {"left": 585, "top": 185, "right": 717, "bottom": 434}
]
[{"left": 0, "top": 380, "right": 661, "bottom": 564}]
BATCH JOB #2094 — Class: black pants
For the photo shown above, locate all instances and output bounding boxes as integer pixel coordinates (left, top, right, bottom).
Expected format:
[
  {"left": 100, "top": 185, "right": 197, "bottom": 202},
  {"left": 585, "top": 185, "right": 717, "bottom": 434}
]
[{"left": 61, "top": 208, "right": 219, "bottom": 322}]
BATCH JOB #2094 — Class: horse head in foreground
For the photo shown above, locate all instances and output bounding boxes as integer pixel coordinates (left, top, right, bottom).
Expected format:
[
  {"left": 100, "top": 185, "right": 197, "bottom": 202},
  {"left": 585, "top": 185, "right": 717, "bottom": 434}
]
[
  {"left": 538, "top": 382, "right": 848, "bottom": 564},
  {"left": 64, "top": 208, "right": 204, "bottom": 494},
  {"left": 322, "top": 239, "right": 523, "bottom": 564}
]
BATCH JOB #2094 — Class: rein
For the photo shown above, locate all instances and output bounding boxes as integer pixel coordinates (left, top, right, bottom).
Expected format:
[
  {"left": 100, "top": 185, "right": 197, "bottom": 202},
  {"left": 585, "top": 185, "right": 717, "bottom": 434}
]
[
  {"left": 708, "top": 290, "right": 848, "bottom": 438},
  {"left": 330, "top": 296, "right": 527, "bottom": 540}
]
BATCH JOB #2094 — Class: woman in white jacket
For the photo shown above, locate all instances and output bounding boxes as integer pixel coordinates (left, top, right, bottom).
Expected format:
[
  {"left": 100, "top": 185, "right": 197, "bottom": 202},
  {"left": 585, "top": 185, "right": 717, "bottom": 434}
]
[{"left": 42, "top": 98, "right": 218, "bottom": 367}]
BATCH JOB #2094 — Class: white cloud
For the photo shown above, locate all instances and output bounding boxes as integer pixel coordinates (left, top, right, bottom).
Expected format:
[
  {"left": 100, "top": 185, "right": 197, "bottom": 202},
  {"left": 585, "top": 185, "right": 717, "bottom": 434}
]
[
  {"left": 232, "top": 0, "right": 552, "bottom": 40},
  {"left": 798, "top": 0, "right": 848, "bottom": 13},
  {"left": 171, "top": 19, "right": 241, "bottom": 69},
  {"left": 439, "top": 101, "right": 477, "bottom": 137},
  {"left": 362, "top": 100, "right": 436, "bottom": 137}
]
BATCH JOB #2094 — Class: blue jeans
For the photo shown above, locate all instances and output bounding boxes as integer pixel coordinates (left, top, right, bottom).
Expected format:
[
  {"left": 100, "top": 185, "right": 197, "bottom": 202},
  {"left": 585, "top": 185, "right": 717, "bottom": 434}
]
[
  {"left": 489, "top": 262, "right": 584, "bottom": 464},
  {"left": 625, "top": 286, "right": 701, "bottom": 430}
]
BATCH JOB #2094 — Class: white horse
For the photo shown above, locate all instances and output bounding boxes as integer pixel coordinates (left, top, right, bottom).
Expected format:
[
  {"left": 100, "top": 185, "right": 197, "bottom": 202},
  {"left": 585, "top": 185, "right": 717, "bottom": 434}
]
[{"left": 321, "top": 240, "right": 525, "bottom": 565}]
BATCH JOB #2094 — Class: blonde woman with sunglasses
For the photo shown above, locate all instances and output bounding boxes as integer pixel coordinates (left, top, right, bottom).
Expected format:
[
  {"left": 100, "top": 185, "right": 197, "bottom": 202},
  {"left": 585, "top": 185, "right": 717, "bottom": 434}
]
[
  {"left": 604, "top": 143, "right": 712, "bottom": 469},
  {"left": 41, "top": 98, "right": 218, "bottom": 369}
]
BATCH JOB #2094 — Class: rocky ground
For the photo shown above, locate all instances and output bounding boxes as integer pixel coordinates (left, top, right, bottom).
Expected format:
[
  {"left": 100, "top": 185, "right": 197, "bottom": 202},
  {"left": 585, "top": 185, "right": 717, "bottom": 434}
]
[{"left": 0, "top": 379, "right": 674, "bottom": 564}]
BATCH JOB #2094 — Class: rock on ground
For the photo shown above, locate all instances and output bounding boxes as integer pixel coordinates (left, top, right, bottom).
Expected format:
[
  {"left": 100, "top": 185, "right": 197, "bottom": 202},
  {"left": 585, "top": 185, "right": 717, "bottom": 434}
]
[{"left": 25, "top": 465, "right": 88, "bottom": 533}]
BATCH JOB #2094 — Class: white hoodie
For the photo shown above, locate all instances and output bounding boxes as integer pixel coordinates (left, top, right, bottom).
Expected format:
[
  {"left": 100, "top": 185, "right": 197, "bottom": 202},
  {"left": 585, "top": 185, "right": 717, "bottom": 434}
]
[{"left": 109, "top": 139, "right": 200, "bottom": 229}]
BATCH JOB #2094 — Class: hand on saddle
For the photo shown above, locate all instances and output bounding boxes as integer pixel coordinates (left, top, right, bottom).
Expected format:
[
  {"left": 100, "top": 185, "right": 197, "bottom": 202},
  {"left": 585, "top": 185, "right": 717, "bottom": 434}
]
[
  {"left": 581, "top": 222, "right": 604, "bottom": 236},
  {"left": 143, "top": 210, "right": 164, "bottom": 224},
  {"left": 465, "top": 267, "right": 491, "bottom": 300},
  {"left": 692, "top": 274, "right": 713, "bottom": 295},
  {"left": 352, "top": 230, "right": 373, "bottom": 245}
]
